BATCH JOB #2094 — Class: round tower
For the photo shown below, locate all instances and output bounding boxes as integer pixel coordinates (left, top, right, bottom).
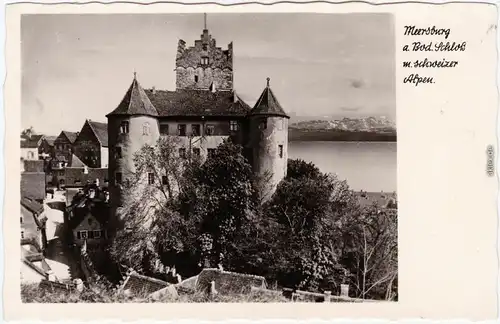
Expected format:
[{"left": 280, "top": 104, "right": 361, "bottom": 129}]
[
  {"left": 106, "top": 73, "right": 160, "bottom": 231},
  {"left": 248, "top": 77, "right": 290, "bottom": 202}
]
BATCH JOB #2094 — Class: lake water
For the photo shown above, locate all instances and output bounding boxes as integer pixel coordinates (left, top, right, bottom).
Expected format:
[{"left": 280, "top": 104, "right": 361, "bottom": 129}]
[{"left": 288, "top": 141, "right": 397, "bottom": 192}]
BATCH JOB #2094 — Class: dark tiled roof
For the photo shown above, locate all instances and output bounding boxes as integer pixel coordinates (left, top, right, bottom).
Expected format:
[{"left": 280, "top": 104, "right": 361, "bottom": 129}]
[
  {"left": 107, "top": 76, "right": 159, "bottom": 118},
  {"left": 62, "top": 131, "right": 78, "bottom": 144},
  {"left": 144, "top": 89, "right": 251, "bottom": 117},
  {"left": 87, "top": 120, "right": 109, "bottom": 147},
  {"left": 21, "top": 196, "right": 44, "bottom": 215},
  {"left": 43, "top": 136, "right": 58, "bottom": 146},
  {"left": 67, "top": 190, "right": 110, "bottom": 230},
  {"left": 21, "top": 172, "right": 46, "bottom": 201},
  {"left": 64, "top": 167, "right": 108, "bottom": 187},
  {"left": 20, "top": 135, "right": 44, "bottom": 148},
  {"left": 24, "top": 160, "right": 44, "bottom": 173},
  {"left": 196, "top": 268, "right": 267, "bottom": 295},
  {"left": 250, "top": 79, "right": 289, "bottom": 118},
  {"left": 121, "top": 271, "right": 169, "bottom": 296},
  {"left": 69, "top": 154, "right": 87, "bottom": 168}
]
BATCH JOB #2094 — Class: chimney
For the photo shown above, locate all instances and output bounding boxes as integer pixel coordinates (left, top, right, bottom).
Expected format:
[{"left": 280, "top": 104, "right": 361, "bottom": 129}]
[{"left": 151, "top": 86, "right": 156, "bottom": 95}]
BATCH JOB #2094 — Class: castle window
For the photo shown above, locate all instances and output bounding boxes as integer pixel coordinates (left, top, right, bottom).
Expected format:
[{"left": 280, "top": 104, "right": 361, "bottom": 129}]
[
  {"left": 178, "top": 124, "right": 187, "bottom": 136},
  {"left": 20, "top": 216, "right": 23, "bottom": 224},
  {"left": 115, "top": 147, "right": 122, "bottom": 159},
  {"left": 193, "top": 148, "right": 201, "bottom": 157},
  {"left": 179, "top": 148, "right": 187, "bottom": 159},
  {"left": 194, "top": 75, "right": 199, "bottom": 83},
  {"left": 21, "top": 231, "right": 24, "bottom": 239},
  {"left": 148, "top": 173, "right": 155, "bottom": 185},
  {"left": 201, "top": 57, "right": 209, "bottom": 65},
  {"left": 191, "top": 124, "right": 201, "bottom": 136},
  {"left": 202, "top": 44, "right": 208, "bottom": 51},
  {"left": 230, "top": 120, "right": 239, "bottom": 132},
  {"left": 207, "top": 148, "right": 216, "bottom": 158},
  {"left": 160, "top": 123, "right": 169, "bottom": 135},
  {"left": 115, "top": 172, "right": 122, "bottom": 185},
  {"left": 94, "top": 230, "right": 101, "bottom": 239},
  {"left": 259, "top": 119, "right": 267, "bottom": 130},
  {"left": 88, "top": 230, "right": 95, "bottom": 239},
  {"left": 143, "top": 122, "right": 150, "bottom": 136},
  {"left": 205, "top": 124, "right": 215, "bottom": 136},
  {"left": 278, "top": 145, "right": 284, "bottom": 158},
  {"left": 162, "top": 175, "right": 168, "bottom": 185},
  {"left": 120, "top": 121, "right": 129, "bottom": 134}
]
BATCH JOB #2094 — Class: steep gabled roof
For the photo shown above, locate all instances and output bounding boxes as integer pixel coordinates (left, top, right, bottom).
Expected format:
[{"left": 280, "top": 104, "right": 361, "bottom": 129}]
[
  {"left": 43, "top": 136, "right": 58, "bottom": 146},
  {"left": 55, "top": 131, "right": 78, "bottom": 144},
  {"left": 20, "top": 135, "right": 44, "bottom": 148},
  {"left": 69, "top": 154, "right": 87, "bottom": 168},
  {"left": 107, "top": 74, "right": 158, "bottom": 118},
  {"left": 249, "top": 78, "right": 289, "bottom": 118},
  {"left": 87, "top": 120, "right": 109, "bottom": 147},
  {"left": 144, "top": 89, "right": 251, "bottom": 117}
]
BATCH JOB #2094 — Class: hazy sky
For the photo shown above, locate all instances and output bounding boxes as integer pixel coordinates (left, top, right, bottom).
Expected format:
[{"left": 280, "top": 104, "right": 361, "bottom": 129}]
[{"left": 22, "top": 13, "right": 395, "bottom": 135}]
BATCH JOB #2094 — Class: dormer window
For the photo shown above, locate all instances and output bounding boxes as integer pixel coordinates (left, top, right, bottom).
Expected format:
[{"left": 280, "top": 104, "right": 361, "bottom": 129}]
[
  {"left": 230, "top": 120, "right": 239, "bottom": 132},
  {"left": 120, "top": 121, "right": 129, "bottom": 134},
  {"left": 201, "top": 57, "right": 209, "bottom": 65}
]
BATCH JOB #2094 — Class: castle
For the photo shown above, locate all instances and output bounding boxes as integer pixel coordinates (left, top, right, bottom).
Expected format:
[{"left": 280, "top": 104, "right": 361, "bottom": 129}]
[{"left": 106, "top": 16, "right": 289, "bottom": 226}]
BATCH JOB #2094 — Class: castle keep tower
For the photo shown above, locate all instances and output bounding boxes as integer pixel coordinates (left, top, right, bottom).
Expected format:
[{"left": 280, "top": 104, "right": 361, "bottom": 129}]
[
  {"left": 175, "top": 14, "right": 233, "bottom": 91},
  {"left": 248, "top": 78, "right": 290, "bottom": 201},
  {"left": 106, "top": 73, "right": 160, "bottom": 230}
]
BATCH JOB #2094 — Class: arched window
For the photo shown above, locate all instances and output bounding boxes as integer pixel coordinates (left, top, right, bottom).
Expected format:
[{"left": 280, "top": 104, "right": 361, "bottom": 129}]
[{"left": 143, "top": 122, "right": 150, "bottom": 136}]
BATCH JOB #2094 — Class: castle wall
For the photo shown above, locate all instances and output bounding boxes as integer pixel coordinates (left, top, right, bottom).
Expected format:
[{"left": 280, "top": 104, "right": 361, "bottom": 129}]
[
  {"left": 248, "top": 116, "right": 289, "bottom": 201},
  {"left": 176, "top": 67, "right": 233, "bottom": 90}
]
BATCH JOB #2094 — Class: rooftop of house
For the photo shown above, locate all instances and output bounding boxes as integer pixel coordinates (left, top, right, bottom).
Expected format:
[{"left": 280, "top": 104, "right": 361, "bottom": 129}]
[
  {"left": 64, "top": 167, "right": 108, "bottom": 188},
  {"left": 119, "top": 270, "right": 170, "bottom": 296},
  {"left": 43, "top": 136, "right": 58, "bottom": 146},
  {"left": 56, "top": 131, "right": 79, "bottom": 144},
  {"left": 249, "top": 78, "right": 289, "bottom": 118},
  {"left": 23, "top": 160, "right": 45, "bottom": 173},
  {"left": 66, "top": 185, "right": 109, "bottom": 230},
  {"left": 196, "top": 268, "right": 267, "bottom": 295},
  {"left": 86, "top": 120, "right": 108, "bottom": 147},
  {"left": 21, "top": 172, "right": 46, "bottom": 202},
  {"left": 20, "top": 134, "right": 44, "bottom": 148}
]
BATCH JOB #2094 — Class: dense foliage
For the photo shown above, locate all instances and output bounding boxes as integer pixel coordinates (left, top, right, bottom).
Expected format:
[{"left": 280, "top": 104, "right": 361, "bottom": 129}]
[{"left": 108, "top": 139, "right": 398, "bottom": 300}]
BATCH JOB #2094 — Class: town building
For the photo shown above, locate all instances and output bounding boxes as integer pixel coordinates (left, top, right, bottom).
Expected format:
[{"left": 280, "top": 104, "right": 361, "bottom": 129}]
[
  {"left": 106, "top": 17, "right": 289, "bottom": 229},
  {"left": 65, "top": 183, "right": 110, "bottom": 249},
  {"left": 21, "top": 196, "right": 48, "bottom": 252},
  {"left": 20, "top": 134, "right": 44, "bottom": 161},
  {"left": 73, "top": 119, "right": 109, "bottom": 168},
  {"left": 54, "top": 130, "right": 79, "bottom": 164},
  {"left": 39, "top": 135, "right": 57, "bottom": 160}
]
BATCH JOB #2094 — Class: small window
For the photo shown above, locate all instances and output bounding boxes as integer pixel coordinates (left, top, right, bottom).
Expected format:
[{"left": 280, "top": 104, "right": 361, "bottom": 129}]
[
  {"left": 160, "top": 123, "right": 169, "bottom": 135},
  {"left": 148, "top": 173, "right": 155, "bottom": 185},
  {"left": 143, "top": 122, "right": 150, "bottom": 136},
  {"left": 202, "top": 44, "right": 208, "bottom": 51},
  {"left": 162, "top": 175, "right": 168, "bottom": 185},
  {"left": 88, "top": 230, "right": 95, "bottom": 239},
  {"left": 80, "top": 230, "right": 88, "bottom": 239},
  {"left": 230, "top": 120, "right": 239, "bottom": 132},
  {"left": 115, "top": 172, "right": 122, "bottom": 185},
  {"left": 193, "top": 148, "right": 201, "bottom": 157},
  {"left": 205, "top": 124, "right": 215, "bottom": 136},
  {"left": 120, "top": 121, "right": 130, "bottom": 134},
  {"left": 259, "top": 119, "right": 267, "bottom": 130},
  {"left": 179, "top": 148, "right": 187, "bottom": 159},
  {"left": 94, "top": 230, "right": 101, "bottom": 239},
  {"left": 20, "top": 216, "right": 23, "bottom": 224},
  {"left": 74, "top": 179, "right": 81, "bottom": 185},
  {"left": 201, "top": 57, "right": 209, "bottom": 65},
  {"left": 178, "top": 124, "right": 187, "bottom": 136},
  {"left": 116, "top": 147, "right": 122, "bottom": 159},
  {"left": 21, "top": 231, "right": 24, "bottom": 239},
  {"left": 192, "top": 124, "right": 201, "bottom": 136},
  {"left": 207, "top": 148, "right": 216, "bottom": 158},
  {"left": 194, "top": 75, "right": 199, "bottom": 83},
  {"left": 279, "top": 145, "right": 284, "bottom": 158}
]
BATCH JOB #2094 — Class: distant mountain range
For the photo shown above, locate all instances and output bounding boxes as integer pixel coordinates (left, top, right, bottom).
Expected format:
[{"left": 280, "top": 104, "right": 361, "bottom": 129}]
[{"left": 289, "top": 117, "right": 397, "bottom": 142}]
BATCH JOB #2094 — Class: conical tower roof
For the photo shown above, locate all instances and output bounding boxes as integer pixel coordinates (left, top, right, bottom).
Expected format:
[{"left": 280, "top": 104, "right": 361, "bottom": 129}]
[
  {"left": 107, "top": 73, "right": 158, "bottom": 117},
  {"left": 249, "top": 77, "right": 289, "bottom": 118}
]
